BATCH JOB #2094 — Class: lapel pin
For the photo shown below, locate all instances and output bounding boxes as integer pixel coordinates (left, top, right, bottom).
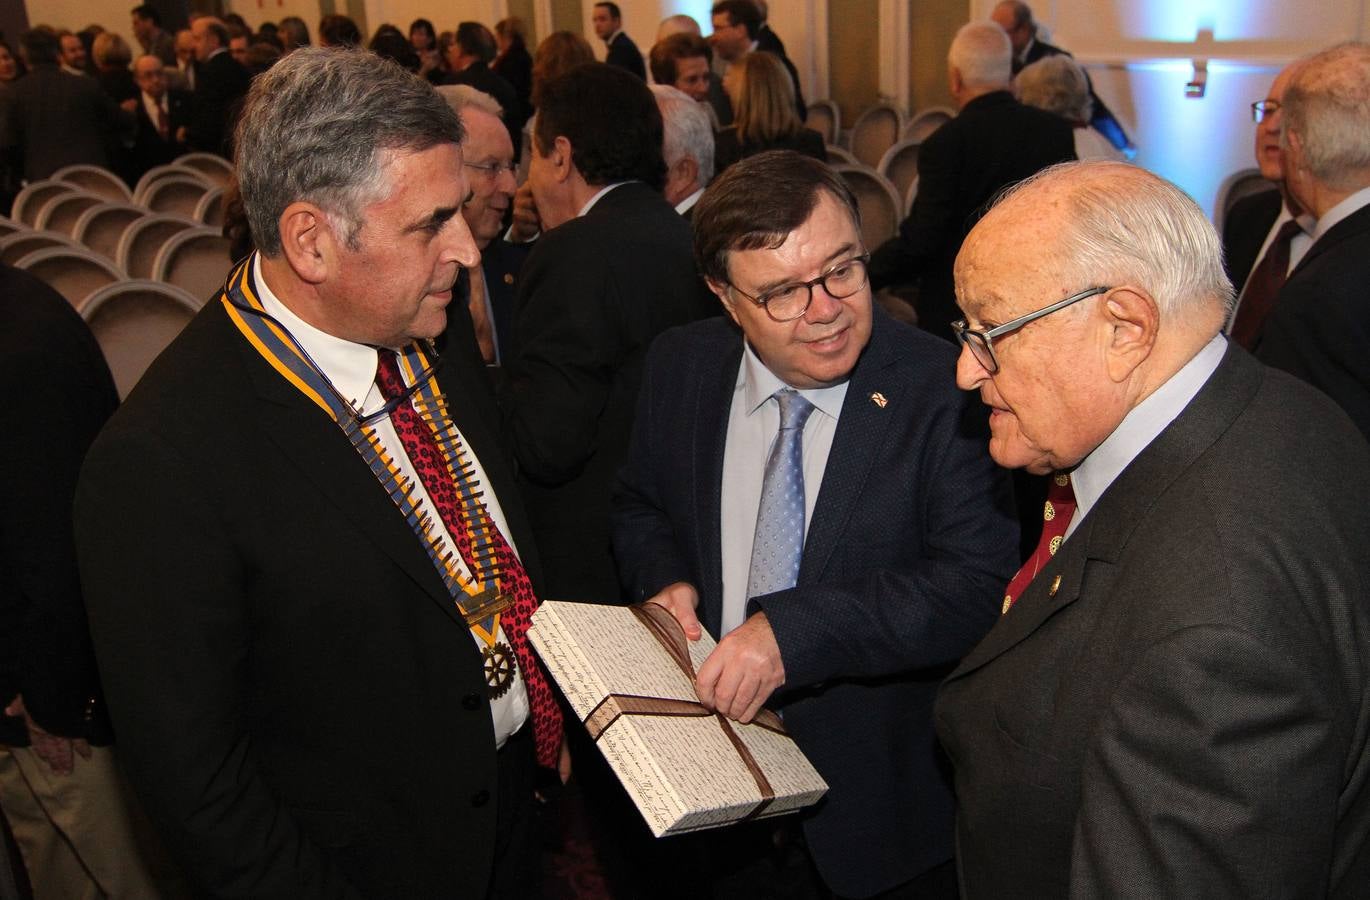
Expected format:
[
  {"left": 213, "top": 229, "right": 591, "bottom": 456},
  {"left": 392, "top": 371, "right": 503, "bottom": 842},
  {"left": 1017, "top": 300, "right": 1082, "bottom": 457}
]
[
  {"left": 870, "top": 391, "right": 888, "bottom": 408},
  {"left": 1048, "top": 574, "right": 1062, "bottom": 598},
  {"left": 503, "top": 273, "right": 514, "bottom": 285}
]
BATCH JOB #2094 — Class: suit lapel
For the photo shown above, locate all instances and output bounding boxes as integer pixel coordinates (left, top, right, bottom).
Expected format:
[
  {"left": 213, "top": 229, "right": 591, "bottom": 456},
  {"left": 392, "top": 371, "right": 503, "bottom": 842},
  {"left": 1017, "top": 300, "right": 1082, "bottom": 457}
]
[
  {"left": 1288, "top": 202, "right": 1370, "bottom": 280},
  {"left": 695, "top": 331, "right": 744, "bottom": 637},
  {"left": 946, "top": 344, "right": 1264, "bottom": 680}
]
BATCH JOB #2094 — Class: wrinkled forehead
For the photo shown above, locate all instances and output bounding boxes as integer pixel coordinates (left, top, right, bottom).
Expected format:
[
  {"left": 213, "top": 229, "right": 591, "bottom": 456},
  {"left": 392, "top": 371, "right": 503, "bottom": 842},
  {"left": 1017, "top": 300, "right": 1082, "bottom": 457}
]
[{"left": 957, "top": 197, "right": 1077, "bottom": 319}]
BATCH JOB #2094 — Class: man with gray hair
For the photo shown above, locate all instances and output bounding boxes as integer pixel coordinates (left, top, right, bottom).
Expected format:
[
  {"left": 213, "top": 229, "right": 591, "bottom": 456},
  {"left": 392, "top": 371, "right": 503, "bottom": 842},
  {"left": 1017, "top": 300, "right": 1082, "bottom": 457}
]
[
  {"left": 1256, "top": 42, "right": 1370, "bottom": 439},
  {"left": 76, "top": 48, "right": 563, "bottom": 899},
  {"left": 650, "top": 83, "right": 714, "bottom": 217},
  {"left": 937, "top": 160, "right": 1370, "bottom": 897},
  {"left": 869, "top": 20, "right": 1074, "bottom": 344}
]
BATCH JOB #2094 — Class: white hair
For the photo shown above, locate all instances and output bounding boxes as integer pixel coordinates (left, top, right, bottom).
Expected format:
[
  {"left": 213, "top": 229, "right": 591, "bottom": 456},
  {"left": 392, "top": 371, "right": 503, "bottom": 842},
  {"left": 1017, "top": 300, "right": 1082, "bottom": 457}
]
[
  {"left": 651, "top": 83, "right": 714, "bottom": 190},
  {"left": 436, "top": 83, "right": 504, "bottom": 119},
  {"left": 1016, "top": 55, "right": 1092, "bottom": 123},
  {"left": 950, "top": 21, "right": 1012, "bottom": 90},
  {"left": 1282, "top": 42, "right": 1370, "bottom": 191}
]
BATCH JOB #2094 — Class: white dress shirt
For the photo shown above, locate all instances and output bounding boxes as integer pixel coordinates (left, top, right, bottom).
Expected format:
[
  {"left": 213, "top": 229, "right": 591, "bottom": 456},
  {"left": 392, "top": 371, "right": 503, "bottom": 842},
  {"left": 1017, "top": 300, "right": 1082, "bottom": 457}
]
[
  {"left": 254, "top": 266, "right": 530, "bottom": 746},
  {"left": 719, "top": 343, "right": 849, "bottom": 634}
]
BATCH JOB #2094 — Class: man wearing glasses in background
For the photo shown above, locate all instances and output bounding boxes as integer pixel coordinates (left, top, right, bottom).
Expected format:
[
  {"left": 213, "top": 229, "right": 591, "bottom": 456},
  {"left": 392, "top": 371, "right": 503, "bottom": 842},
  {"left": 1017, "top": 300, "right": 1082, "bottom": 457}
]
[
  {"left": 936, "top": 160, "right": 1370, "bottom": 897},
  {"left": 613, "top": 150, "right": 1017, "bottom": 899}
]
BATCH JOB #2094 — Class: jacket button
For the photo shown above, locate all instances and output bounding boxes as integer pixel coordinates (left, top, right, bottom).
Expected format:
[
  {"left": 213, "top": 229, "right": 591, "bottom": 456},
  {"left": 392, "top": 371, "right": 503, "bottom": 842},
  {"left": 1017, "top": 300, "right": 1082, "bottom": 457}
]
[
  {"left": 462, "top": 693, "right": 481, "bottom": 710},
  {"left": 471, "top": 789, "right": 490, "bottom": 807}
]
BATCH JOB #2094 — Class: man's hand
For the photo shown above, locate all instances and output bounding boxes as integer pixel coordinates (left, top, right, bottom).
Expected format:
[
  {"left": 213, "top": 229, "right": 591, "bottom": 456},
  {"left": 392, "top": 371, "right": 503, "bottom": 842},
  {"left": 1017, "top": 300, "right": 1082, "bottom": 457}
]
[
  {"left": 120, "top": 97, "right": 138, "bottom": 113},
  {"left": 4, "top": 695, "right": 91, "bottom": 776},
  {"left": 646, "top": 581, "right": 702, "bottom": 641},
  {"left": 557, "top": 732, "right": 572, "bottom": 785},
  {"left": 508, "top": 182, "right": 541, "bottom": 243},
  {"left": 695, "top": 613, "right": 784, "bottom": 724}
]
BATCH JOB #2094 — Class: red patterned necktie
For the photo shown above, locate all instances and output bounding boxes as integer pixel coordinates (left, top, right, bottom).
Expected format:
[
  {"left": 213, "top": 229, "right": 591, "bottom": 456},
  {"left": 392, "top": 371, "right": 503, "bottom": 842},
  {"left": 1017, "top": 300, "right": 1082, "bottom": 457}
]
[
  {"left": 375, "top": 352, "right": 562, "bottom": 768},
  {"left": 1230, "top": 218, "right": 1303, "bottom": 350},
  {"left": 157, "top": 102, "right": 170, "bottom": 141},
  {"left": 1002, "top": 472, "right": 1076, "bottom": 614}
]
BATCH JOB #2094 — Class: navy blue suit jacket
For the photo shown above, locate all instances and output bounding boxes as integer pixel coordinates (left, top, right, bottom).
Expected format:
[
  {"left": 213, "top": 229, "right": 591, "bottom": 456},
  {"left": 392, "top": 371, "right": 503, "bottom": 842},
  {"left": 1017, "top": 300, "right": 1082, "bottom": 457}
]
[{"left": 612, "top": 311, "right": 1018, "bottom": 897}]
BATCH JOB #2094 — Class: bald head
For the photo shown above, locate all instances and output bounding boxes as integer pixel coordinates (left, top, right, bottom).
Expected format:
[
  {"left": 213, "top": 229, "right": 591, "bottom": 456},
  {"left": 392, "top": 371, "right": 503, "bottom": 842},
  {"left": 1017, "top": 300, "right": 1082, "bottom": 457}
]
[
  {"left": 949, "top": 21, "right": 1013, "bottom": 103},
  {"left": 133, "top": 53, "right": 166, "bottom": 98},
  {"left": 991, "top": 1, "right": 1034, "bottom": 55},
  {"left": 657, "top": 14, "right": 701, "bottom": 41}
]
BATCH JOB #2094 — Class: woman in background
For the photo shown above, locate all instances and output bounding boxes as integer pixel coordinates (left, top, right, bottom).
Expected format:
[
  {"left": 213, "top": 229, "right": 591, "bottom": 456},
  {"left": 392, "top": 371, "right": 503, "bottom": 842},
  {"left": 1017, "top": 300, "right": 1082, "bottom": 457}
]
[
  {"left": 409, "top": 18, "right": 444, "bottom": 82},
  {"left": 1015, "top": 55, "right": 1124, "bottom": 162},
  {"left": 92, "top": 32, "right": 136, "bottom": 103},
  {"left": 493, "top": 17, "right": 532, "bottom": 115},
  {"left": 714, "top": 51, "right": 826, "bottom": 173}
]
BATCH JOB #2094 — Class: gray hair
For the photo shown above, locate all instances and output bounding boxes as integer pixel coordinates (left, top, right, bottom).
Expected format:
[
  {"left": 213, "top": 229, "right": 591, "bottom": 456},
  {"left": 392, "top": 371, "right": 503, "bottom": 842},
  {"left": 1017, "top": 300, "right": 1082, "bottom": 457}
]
[
  {"left": 1282, "top": 42, "right": 1370, "bottom": 192},
  {"left": 1016, "top": 55, "right": 1092, "bottom": 123},
  {"left": 651, "top": 84, "right": 715, "bottom": 190},
  {"left": 436, "top": 84, "right": 504, "bottom": 119},
  {"left": 986, "top": 161, "right": 1234, "bottom": 320},
  {"left": 950, "top": 21, "right": 1012, "bottom": 90},
  {"left": 235, "top": 46, "right": 464, "bottom": 256}
]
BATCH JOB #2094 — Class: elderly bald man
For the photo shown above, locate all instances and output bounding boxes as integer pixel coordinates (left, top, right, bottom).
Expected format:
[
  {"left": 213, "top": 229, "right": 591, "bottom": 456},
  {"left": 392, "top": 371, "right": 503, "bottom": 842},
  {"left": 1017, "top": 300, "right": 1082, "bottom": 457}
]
[{"left": 936, "top": 161, "right": 1370, "bottom": 898}]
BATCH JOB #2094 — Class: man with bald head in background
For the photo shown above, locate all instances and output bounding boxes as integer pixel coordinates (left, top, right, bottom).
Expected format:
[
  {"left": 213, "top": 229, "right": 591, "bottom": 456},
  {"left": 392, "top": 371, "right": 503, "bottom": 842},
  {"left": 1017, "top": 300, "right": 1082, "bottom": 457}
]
[
  {"left": 1222, "top": 60, "right": 1314, "bottom": 348},
  {"left": 937, "top": 160, "right": 1370, "bottom": 897}
]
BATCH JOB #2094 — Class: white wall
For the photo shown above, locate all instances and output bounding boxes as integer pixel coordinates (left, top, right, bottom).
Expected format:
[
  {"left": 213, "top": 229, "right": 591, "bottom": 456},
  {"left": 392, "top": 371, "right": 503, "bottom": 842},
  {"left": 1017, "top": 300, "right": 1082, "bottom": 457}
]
[{"left": 24, "top": 1, "right": 139, "bottom": 57}]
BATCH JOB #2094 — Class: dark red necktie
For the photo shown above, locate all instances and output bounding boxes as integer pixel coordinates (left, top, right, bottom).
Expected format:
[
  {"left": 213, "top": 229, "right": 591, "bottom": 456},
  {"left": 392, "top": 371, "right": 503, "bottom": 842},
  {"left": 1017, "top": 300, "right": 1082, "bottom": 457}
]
[
  {"left": 375, "top": 352, "right": 562, "bottom": 768},
  {"left": 1230, "top": 219, "right": 1303, "bottom": 350},
  {"left": 157, "top": 102, "right": 170, "bottom": 141},
  {"left": 1002, "top": 472, "right": 1076, "bottom": 614}
]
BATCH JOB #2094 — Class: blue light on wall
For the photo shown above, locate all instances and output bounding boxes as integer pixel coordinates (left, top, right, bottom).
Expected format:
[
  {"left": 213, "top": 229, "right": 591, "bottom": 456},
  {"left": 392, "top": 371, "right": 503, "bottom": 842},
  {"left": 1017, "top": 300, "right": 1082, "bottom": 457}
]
[
  {"left": 662, "top": 1, "right": 716, "bottom": 34},
  {"left": 1121, "top": 2, "right": 1264, "bottom": 42}
]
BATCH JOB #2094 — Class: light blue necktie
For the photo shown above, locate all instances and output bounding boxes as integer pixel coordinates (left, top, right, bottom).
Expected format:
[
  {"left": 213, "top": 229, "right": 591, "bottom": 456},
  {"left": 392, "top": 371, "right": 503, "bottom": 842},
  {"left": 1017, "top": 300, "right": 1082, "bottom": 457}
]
[{"left": 747, "top": 388, "right": 816, "bottom": 602}]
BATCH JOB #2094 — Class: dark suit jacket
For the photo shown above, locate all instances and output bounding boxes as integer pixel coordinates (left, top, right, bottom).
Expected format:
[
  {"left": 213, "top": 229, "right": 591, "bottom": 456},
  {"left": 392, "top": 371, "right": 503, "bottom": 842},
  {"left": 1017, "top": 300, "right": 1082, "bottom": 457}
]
[
  {"left": 869, "top": 90, "right": 1076, "bottom": 342},
  {"left": 713, "top": 124, "right": 826, "bottom": 174},
  {"left": 0, "top": 63, "right": 128, "bottom": 180},
  {"left": 755, "top": 23, "right": 786, "bottom": 57},
  {"left": 0, "top": 265, "right": 118, "bottom": 748},
  {"left": 612, "top": 313, "right": 1019, "bottom": 897},
  {"left": 605, "top": 32, "right": 646, "bottom": 81},
  {"left": 123, "top": 89, "right": 192, "bottom": 184},
  {"left": 445, "top": 61, "right": 525, "bottom": 151},
  {"left": 75, "top": 269, "right": 541, "bottom": 899},
  {"left": 1221, "top": 186, "right": 1281, "bottom": 292},
  {"left": 499, "top": 182, "right": 714, "bottom": 603},
  {"left": 186, "top": 49, "right": 249, "bottom": 156},
  {"left": 1256, "top": 202, "right": 1370, "bottom": 440},
  {"left": 936, "top": 346, "right": 1370, "bottom": 898},
  {"left": 451, "top": 238, "right": 531, "bottom": 365},
  {"left": 492, "top": 44, "right": 532, "bottom": 116}
]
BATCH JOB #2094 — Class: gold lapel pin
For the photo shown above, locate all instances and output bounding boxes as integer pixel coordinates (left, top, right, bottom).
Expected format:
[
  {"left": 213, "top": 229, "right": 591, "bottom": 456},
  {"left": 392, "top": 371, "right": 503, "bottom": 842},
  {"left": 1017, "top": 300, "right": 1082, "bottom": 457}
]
[
  {"left": 503, "top": 273, "right": 514, "bottom": 285},
  {"left": 870, "top": 391, "right": 888, "bottom": 408},
  {"left": 1048, "top": 574, "right": 1062, "bottom": 598}
]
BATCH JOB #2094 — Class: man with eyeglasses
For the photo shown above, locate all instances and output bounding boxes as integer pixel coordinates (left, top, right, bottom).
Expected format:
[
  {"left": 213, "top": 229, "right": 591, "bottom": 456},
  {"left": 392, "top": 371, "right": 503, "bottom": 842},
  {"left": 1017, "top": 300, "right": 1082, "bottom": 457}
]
[
  {"left": 1222, "top": 59, "right": 1314, "bottom": 348},
  {"left": 936, "top": 160, "right": 1370, "bottom": 897},
  {"left": 613, "top": 150, "right": 1017, "bottom": 899}
]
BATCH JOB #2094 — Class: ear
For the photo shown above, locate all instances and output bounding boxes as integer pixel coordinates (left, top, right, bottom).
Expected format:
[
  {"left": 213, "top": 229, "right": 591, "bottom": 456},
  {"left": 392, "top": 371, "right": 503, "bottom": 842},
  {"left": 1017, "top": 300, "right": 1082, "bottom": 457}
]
[
  {"left": 948, "top": 64, "right": 963, "bottom": 96},
  {"left": 706, "top": 276, "right": 741, "bottom": 325},
  {"left": 677, "top": 156, "right": 700, "bottom": 193},
  {"left": 1100, "top": 287, "right": 1158, "bottom": 383},
  {"left": 551, "top": 135, "right": 575, "bottom": 183},
  {"left": 277, "top": 201, "right": 333, "bottom": 286}
]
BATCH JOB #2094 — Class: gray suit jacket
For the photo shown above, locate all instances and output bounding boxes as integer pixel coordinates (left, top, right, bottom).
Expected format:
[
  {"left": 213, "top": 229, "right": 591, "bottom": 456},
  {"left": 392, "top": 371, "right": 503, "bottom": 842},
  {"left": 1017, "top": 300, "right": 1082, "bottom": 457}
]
[{"left": 936, "top": 345, "right": 1370, "bottom": 898}]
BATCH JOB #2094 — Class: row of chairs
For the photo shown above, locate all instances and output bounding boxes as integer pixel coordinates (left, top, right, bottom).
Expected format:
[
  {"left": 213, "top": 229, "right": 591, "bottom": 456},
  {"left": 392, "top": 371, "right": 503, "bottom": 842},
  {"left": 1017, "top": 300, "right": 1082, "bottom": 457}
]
[{"left": 807, "top": 100, "right": 956, "bottom": 169}]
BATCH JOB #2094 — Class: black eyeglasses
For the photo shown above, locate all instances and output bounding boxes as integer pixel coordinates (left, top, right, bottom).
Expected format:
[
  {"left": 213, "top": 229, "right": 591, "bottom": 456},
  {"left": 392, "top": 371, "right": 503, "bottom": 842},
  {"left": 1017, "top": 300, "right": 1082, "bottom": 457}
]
[
  {"left": 952, "top": 286, "right": 1111, "bottom": 375},
  {"left": 1251, "top": 99, "right": 1281, "bottom": 123},
  {"left": 729, "top": 254, "right": 870, "bottom": 323},
  {"left": 464, "top": 160, "right": 517, "bottom": 179}
]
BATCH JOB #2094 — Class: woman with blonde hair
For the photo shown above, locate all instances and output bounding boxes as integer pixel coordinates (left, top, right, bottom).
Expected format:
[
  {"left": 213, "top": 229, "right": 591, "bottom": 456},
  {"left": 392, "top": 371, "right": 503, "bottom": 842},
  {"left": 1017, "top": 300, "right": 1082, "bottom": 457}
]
[
  {"left": 92, "top": 31, "right": 136, "bottom": 103},
  {"left": 715, "top": 51, "right": 825, "bottom": 173}
]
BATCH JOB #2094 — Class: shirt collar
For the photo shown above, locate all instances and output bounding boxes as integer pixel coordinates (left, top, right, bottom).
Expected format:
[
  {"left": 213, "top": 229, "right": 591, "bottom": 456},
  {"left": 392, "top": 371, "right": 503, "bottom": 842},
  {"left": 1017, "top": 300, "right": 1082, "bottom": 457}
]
[
  {"left": 1069, "top": 333, "right": 1227, "bottom": 530},
  {"left": 1312, "top": 185, "right": 1370, "bottom": 241},
  {"left": 577, "top": 181, "right": 634, "bottom": 217},
  {"left": 675, "top": 187, "right": 705, "bottom": 215},
  {"left": 739, "top": 340, "right": 848, "bottom": 421},
  {"left": 1276, "top": 199, "right": 1318, "bottom": 238},
  {"left": 253, "top": 259, "right": 382, "bottom": 412}
]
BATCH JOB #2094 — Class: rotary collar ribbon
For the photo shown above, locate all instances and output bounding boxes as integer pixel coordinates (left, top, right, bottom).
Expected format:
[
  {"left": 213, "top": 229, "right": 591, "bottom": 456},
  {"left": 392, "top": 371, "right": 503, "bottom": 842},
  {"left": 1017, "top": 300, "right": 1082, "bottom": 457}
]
[{"left": 583, "top": 603, "right": 784, "bottom": 821}]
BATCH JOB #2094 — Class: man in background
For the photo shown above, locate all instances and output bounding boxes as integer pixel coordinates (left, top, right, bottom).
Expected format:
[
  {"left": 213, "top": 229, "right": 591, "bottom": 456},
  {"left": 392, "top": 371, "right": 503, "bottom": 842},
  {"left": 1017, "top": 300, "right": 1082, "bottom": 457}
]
[
  {"left": 593, "top": 2, "right": 645, "bottom": 80},
  {"left": 131, "top": 4, "right": 176, "bottom": 66},
  {"left": 650, "top": 84, "right": 714, "bottom": 217},
  {"left": 710, "top": 0, "right": 805, "bottom": 119}
]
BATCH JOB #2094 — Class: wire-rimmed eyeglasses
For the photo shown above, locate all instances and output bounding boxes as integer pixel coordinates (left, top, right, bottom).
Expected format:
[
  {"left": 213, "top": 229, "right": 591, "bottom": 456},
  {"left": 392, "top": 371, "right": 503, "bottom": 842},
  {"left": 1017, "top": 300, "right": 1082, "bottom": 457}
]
[
  {"left": 952, "top": 286, "right": 1112, "bottom": 375},
  {"left": 728, "top": 253, "right": 871, "bottom": 323},
  {"left": 464, "top": 160, "right": 517, "bottom": 179}
]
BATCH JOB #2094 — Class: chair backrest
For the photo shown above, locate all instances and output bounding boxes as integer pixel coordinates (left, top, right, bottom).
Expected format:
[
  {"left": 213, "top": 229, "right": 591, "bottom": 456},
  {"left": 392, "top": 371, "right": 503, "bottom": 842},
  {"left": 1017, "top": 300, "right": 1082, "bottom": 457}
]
[
  {"left": 133, "top": 163, "right": 211, "bottom": 205},
  {"left": 849, "top": 103, "right": 904, "bottom": 170},
  {"left": 194, "top": 186, "right": 226, "bottom": 227},
  {"left": 72, "top": 203, "right": 146, "bottom": 261},
  {"left": 903, "top": 106, "right": 955, "bottom": 143},
  {"left": 81, "top": 280, "right": 203, "bottom": 399},
  {"left": 141, "top": 176, "right": 213, "bottom": 219},
  {"left": 52, "top": 164, "right": 134, "bottom": 203},
  {"left": 151, "top": 227, "right": 235, "bottom": 301},
  {"left": 11, "top": 181, "right": 77, "bottom": 227},
  {"left": 825, "top": 145, "right": 859, "bottom": 166},
  {"left": 175, "top": 152, "right": 234, "bottom": 187},
  {"left": 903, "top": 175, "right": 919, "bottom": 217},
  {"left": 35, "top": 192, "right": 106, "bottom": 237},
  {"left": 877, "top": 140, "right": 921, "bottom": 204},
  {"left": 1214, "top": 167, "right": 1274, "bottom": 234},
  {"left": 805, "top": 99, "right": 841, "bottom": 146},
  {"left": 117, "top": 214, "right": 197, "bottom": 279},
  {"left": 0, "top": 217, "right": 26, "bottom": 240},
  {"left": 13, "top": 246, "right": 124, "bottom": 309},
  {"left": 834, "top": 165, "right": 902, "bottom": 249},
  {"left": 0, "top": 230, "right": 76, "bottom": 265}
]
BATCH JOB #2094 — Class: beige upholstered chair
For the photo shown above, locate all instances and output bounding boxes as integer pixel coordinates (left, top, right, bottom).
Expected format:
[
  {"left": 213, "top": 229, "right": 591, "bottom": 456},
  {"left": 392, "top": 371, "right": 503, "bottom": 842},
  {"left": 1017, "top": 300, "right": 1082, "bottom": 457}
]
[
  {"left": 14, "top": 246, "right": 123, "bottom": 308},
  {"left": 52, "top": 164, "right": 134, "bottom": 203},
  {"left": 805, "top": 99, "right": 841, "bottom": 146},
  {"left": 80, "top": 280, "right": 203, "bottom": 399},
  {"left": 132, "top": 164, "right": 210, "bottom": 205},
  {"left": 903, "top": 176, "right": 919, "bottom": 217},
  {"left": 0, "top": 217, "right": 26, "bottom": 240},
  {"left": 11, "top": 181, "right": 78, "bottom": 228},
  {"left": 176, "top": 152, "right": 234, "bottom": 187},
  {"left": 194, "top": 186, "right": 226, "bottom": 227},
  {"left": 35, "top": 192, "right": 106, "bottom": 237},
  {"left": 116, "top": 214, "right": 198, "bottom": 280},
  {"left": 151, "top": 226, "right": 235, "bottom": 301},
  {"left": 140, "top": 176, "right": 214, "bottom": 220},
  {"left": 825, "top": 145, "right": 859, "bottom": 166},
  {"left": 903, "top": 107, "right": 955, "bottom": 143},
  {"left": 0, "top": 230, "right": 76, "bottom": 265},
  {"left": 833, "top": 165, "right": 902, "bottom": 250},
  {"left": 72, "top": 203, "right": 146, "bottom": 262},
  {"left": 849, "top": 103, "right": 904, "bottom": 170},
  {"left": 877, "top": 140, "right": 922, "bottom": 212}
]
